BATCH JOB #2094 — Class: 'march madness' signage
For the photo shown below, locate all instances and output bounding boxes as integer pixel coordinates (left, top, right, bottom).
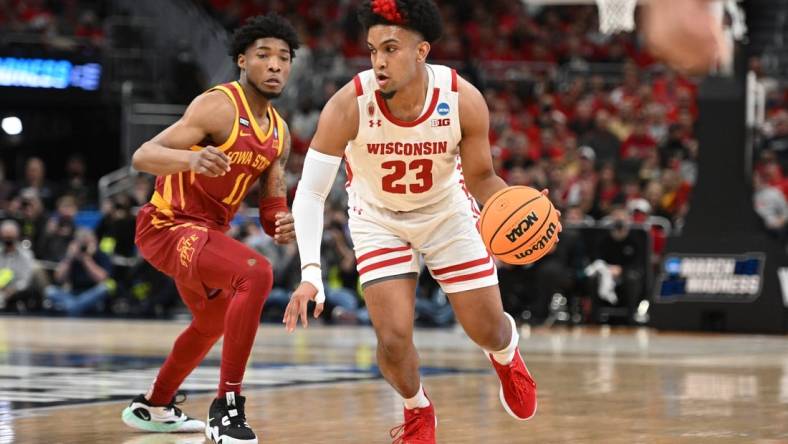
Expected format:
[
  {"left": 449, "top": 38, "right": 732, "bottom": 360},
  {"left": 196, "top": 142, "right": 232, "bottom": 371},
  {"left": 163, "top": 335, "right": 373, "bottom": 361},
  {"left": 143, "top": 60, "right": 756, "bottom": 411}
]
[{"left": 656, "top": 253, "right": 765, "bottom": 303}]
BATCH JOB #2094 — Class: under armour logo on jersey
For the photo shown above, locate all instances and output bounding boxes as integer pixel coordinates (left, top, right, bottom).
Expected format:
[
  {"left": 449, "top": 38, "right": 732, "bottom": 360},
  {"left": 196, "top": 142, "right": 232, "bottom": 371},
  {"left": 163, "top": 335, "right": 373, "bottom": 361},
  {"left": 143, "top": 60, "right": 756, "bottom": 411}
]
[{"left": 369, "top": 119, "right": 382, "bottom": 128}]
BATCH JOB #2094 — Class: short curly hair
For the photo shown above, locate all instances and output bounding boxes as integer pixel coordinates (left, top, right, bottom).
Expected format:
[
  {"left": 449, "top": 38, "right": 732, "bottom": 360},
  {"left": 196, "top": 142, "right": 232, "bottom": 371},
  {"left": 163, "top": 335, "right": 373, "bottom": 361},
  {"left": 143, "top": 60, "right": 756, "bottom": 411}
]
[
  {"left": 228, "top": 13, "right": 300, "bottom": 60},
  {"left": 357, "top": 0, "right": 443, "bottom": 43}
]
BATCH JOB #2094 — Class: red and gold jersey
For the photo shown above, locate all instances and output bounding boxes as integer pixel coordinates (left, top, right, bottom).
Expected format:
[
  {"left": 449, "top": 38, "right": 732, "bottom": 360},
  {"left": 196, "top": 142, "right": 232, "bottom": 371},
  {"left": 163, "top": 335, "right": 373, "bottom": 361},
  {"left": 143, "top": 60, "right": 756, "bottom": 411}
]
[{"left": 148, "top": 81, "right": 286, "bottom": 232}]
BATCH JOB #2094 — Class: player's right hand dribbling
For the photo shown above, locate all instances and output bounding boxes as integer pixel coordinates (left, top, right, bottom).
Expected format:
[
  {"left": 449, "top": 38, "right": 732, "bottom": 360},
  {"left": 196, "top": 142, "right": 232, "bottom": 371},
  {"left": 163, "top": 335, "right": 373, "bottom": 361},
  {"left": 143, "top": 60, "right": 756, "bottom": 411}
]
[
  {"left": 188, "top": 146, "right": 231, "bottom": 177},
  {"left": 283, "top": 282, "right": 325, "bottom": 333}
]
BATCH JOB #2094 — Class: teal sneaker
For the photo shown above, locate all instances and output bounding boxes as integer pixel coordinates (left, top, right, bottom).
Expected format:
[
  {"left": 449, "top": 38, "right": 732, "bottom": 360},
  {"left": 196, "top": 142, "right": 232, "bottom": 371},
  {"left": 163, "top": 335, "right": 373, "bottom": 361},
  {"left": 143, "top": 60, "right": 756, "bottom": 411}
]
[{"left": 122, "top": 393, "right": 205, "bottom": 433}]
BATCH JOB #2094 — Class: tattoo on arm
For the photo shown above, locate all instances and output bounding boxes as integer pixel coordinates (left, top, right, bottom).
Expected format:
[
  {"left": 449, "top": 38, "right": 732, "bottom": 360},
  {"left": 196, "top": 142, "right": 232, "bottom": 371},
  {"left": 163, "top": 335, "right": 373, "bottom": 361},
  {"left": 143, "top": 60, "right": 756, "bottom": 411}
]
[
  {"left": 275, "top": 124, "right": 291, "bottom": 195},
  {"left": 261, "top": 122, "right": 291, "bottom": 198}
]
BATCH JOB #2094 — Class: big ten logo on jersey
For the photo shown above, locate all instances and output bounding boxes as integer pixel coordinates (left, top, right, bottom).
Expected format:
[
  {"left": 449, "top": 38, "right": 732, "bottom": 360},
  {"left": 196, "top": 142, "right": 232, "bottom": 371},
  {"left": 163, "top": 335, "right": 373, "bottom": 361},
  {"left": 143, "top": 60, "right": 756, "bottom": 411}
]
[
  {"left": 227, "top": 150, "right": 270, "bottom": 171},
  {"left": 431, "top": 102, "right": 451, "bottom": 127}
]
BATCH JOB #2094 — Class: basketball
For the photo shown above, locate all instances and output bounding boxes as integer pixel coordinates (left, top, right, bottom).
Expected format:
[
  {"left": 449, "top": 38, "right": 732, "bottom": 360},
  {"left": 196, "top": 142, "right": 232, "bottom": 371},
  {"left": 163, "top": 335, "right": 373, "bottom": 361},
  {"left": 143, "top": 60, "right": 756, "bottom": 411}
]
[{"left": 479, "top": 186, "right": 560, "bottom": 265}]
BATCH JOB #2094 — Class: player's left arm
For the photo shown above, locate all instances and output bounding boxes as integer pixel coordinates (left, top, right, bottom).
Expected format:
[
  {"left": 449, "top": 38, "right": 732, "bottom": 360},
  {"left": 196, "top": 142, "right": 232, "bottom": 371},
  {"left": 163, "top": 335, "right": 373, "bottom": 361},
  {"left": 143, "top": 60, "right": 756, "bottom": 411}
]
[
  {"left": 257, "top": 121, "right": 295, "bottom": 245},
  {"left": 457, "top": 76, "right": 508, "bottom": 206}
]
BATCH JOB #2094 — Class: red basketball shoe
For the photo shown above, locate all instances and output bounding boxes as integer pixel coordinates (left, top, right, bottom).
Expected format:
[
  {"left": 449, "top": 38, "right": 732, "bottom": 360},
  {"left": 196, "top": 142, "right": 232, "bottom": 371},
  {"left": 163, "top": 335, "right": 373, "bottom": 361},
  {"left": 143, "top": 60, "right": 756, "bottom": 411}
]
[
  {"left": 489, "top": 348, "right": 537, "bottom": 420},
  {"left": 389, "top": 398, "right": 437, "bottom": 444}
]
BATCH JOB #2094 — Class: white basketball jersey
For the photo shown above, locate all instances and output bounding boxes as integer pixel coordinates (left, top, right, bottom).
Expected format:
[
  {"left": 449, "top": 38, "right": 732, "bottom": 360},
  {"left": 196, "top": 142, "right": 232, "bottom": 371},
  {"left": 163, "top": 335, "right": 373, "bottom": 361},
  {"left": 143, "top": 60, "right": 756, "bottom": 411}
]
[{"left": 345, "top": 64, "right": 463, "bottom": 212}]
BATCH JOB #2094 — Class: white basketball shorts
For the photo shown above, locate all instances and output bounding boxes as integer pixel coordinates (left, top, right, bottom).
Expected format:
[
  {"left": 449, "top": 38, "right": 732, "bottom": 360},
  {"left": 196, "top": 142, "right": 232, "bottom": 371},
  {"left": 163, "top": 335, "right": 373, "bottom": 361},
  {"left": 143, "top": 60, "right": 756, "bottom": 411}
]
[{"left": 347, "top": 188, "right": 498, "bottom": 294}]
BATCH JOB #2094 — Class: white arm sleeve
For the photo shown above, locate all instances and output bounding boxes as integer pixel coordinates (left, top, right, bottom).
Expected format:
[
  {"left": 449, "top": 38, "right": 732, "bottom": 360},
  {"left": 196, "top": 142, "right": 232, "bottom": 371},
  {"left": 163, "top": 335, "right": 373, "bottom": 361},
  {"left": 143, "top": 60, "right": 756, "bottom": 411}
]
[{"left": 292, "top": 148, "right": 343, "bottom": 303}]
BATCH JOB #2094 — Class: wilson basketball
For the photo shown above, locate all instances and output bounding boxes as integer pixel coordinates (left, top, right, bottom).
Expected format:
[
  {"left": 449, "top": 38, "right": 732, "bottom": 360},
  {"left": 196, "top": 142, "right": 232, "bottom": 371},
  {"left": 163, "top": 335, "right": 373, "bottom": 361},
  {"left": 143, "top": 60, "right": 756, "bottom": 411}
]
[{"left": 479, "top": 186, "right": 560, "bottom": 265}]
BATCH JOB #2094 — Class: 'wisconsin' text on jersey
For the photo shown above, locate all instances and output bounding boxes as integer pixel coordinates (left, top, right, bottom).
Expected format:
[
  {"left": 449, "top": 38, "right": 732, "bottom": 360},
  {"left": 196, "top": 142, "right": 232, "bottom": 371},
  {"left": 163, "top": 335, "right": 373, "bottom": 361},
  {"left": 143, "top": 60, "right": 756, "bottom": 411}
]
[{"left": 366, "top": 141, "right": 448, "bottom": 156}]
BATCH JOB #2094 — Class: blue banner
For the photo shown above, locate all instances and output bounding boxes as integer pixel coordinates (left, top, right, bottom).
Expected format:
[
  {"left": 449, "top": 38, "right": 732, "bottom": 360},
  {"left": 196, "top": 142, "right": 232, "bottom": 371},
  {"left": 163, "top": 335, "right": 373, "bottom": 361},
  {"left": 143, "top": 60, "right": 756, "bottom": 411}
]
[{"left": 0, "top": 57, "right": 101, "bottom": 91}]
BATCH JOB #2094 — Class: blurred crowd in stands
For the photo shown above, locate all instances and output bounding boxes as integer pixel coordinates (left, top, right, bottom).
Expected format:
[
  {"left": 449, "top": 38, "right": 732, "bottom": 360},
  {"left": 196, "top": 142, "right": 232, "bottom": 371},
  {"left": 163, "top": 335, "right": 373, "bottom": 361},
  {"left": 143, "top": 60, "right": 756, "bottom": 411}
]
[
  {"left": 0, "top": 0, "right": 106, "bottom": 48},
  {"left": 0, "top": 0, "right": 786, "bottom": 326}
]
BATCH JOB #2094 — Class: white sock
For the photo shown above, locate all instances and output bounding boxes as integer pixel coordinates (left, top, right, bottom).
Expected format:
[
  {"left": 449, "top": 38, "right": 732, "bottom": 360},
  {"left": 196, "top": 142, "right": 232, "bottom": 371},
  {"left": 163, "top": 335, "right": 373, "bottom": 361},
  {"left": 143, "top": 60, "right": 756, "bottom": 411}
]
[
  {"left": 403, "top": 384, "right": 430, "bottom": 409},
  {"left": 488, "top": 312, "right": 519, "bottom": 365}
]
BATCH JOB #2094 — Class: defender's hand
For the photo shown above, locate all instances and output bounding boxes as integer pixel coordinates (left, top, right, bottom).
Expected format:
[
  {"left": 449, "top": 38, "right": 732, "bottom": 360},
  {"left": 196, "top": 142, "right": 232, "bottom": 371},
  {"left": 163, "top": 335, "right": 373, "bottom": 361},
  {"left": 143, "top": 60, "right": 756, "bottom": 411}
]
[
  {"left": 189, "top": 146, "right": 231, "bottom": 177},
  {"left": 274, "top": 212, "right": 295, "bottom": 245},
  {"left": 283, "top": 282, "right": 325, "bottom": 333}
]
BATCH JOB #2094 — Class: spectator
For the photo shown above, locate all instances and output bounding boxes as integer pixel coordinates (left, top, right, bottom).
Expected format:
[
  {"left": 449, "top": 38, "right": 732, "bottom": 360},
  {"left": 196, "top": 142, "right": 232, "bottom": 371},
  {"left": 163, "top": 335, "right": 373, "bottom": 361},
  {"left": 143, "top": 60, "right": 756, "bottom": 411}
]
[
  {"left": 762, "top": 111, "right": 788, "bottom": 170},
  {"left": 290, "top": 96, "right": 321, "bottom": 144},
  {"left": 74, "top": 9, "right": 105, "bottom": 45},
  {"left": 620, "top": 119, "right": 658, "bottom": 160},
  {"left": 0, "top": 160, "right": 15, "bottom": 213},
  {"left": 0, "top": 220, "right": 37, "bottom": 311},
  {"left": 569, "top": 99, "right": 596, "bottom": 137},
  {"left": 659, "top": 169, "right": 692, "bottom": 221},
  {"left": 17, "top": 157, "right": 55, "bottom": 209},
  {"left": 628, "top": 197, "right": 670, "bottom": 263},
  {"left": 659, "top": 123, "right": 691, "bottom": 167},
  {"left": 44, "top": 229, "right": 113, "bottom": 317},
  {"left": 645, "top": 102, "right": 669, "bottom": 143},
  {"left": 579, "top": 110, "right": 621, "bottom": 164},
  {"left": 761, "top": 160, "right": 788, "bottom": 201},
  {"left": 638, "top": 149, "right": 661, "bottom": 183},
  {"left": 753, "top": 173, "right": 788, "bottom": 245},
  {"left": 9, "top": 190, "right": 47, "bottom": 248},
  {"left": 639, "top": 180, "right": 663, "bottom": 219},
  {"left": 94, "top": 194, "right": 137, "bottom": 258},
  {"left": 591, "top": 207, "right": 647, "bottom": 323},
  {"left": 502, "top": 131, "right": 535, "bottom": 171},
  {"left": 592, "top": 161, "right": 619, "bottom": 218},
  {"left": 36, "top": 195, "right": 78, "bottom": 261},
  {"left": 61, "top": 154, "right": 94, "bottom": 208},
  {"left": 131, "top": 175, "right": 154, "bottom": 207}
]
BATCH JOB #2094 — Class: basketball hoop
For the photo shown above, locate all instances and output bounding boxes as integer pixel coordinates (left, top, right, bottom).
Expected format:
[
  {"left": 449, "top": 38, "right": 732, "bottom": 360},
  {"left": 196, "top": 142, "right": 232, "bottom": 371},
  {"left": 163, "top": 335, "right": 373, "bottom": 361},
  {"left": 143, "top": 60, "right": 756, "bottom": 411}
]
[{"left": 595, "top": 0, "right": 638, "bottom": 34}]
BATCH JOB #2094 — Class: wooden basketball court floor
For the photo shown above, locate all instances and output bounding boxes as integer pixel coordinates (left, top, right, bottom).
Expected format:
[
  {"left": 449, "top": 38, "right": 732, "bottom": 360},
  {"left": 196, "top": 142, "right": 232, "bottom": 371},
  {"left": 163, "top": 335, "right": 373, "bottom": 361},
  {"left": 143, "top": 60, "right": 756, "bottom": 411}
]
[{"left": 0, "top": 317, "right": 786, "bottom": 443}]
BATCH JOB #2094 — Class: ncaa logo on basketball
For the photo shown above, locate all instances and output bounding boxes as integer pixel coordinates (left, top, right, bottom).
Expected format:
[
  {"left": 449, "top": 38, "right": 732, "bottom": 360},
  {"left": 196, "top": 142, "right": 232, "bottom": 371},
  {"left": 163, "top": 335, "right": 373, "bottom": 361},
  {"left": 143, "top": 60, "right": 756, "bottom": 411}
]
[
  {"left": 437, "top": 102, "right": 450, "bottom": 116},
  {"left": 506, "top": 211, "right": 539, "bottom": 242}
]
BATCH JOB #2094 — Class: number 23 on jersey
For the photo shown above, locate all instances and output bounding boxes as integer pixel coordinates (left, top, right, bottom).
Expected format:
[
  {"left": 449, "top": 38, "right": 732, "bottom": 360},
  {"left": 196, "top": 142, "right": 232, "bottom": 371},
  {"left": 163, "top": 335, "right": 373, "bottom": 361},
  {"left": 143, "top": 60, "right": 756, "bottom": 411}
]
[{"left": 381, "top": 159, "right": 433, "bottom": 194}]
